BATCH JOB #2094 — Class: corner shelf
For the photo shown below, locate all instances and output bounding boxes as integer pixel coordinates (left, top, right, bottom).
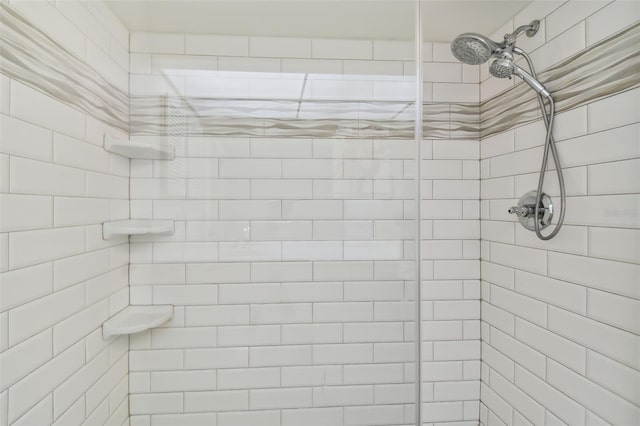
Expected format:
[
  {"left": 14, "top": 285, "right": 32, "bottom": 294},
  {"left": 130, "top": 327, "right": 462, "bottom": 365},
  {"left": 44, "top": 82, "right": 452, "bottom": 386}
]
[
  {"left": 104, "top": 134, "right": 175, "bottom": 160},
  {"left": 102, "top": 219, "right": 174, "bottom": 240},
  {"left": 103, "top": 305, "right": 174, "bottom": 339}
]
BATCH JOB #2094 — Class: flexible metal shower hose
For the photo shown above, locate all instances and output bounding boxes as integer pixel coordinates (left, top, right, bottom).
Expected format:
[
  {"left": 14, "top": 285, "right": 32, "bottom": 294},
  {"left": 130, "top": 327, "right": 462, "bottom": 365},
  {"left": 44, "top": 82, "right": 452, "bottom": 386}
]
[{"left": 521, "top": 52, "right": 566, "bottom": 240}]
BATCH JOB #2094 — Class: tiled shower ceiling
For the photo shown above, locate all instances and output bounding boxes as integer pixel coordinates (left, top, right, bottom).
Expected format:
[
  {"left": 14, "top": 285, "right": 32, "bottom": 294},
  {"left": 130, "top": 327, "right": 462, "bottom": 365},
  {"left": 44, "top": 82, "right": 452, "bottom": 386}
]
[{"left": 105, "top": 0, "right": 532, "bottom": 42}]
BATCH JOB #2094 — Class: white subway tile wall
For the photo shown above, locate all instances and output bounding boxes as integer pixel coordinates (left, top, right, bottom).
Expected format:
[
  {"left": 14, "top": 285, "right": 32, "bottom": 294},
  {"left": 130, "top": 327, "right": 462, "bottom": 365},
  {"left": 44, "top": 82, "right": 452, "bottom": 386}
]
[
  {"left": 128, "top": 25, "right": 480, "bottom": 425},
  {"left": 480, "top": 2, "right": 640, "bottom": 426},
  {"left": 0, "top": 1, "right": 130, "bottom": 426},
  {"left": 3, "top": 1, "right": 637, "bottom": 425}
]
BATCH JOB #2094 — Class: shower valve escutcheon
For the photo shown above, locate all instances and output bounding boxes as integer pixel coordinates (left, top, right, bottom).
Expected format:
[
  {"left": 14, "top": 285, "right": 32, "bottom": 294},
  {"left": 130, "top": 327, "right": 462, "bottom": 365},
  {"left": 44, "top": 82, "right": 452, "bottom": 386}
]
[{"left": 508, "top": 190, "right": 554, "bottom": 232}]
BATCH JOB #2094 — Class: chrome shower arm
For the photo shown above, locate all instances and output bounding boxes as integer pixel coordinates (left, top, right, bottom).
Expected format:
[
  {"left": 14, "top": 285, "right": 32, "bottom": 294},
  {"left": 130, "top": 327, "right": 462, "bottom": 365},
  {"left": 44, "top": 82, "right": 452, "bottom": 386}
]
[{"left": 504, "top": 20, "right": 540, "bottom": 45}]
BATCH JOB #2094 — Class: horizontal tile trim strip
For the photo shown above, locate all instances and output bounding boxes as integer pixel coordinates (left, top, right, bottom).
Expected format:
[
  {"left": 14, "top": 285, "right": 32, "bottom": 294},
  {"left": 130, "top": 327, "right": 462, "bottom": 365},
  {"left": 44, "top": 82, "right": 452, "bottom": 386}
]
[
  {"left": 130, "top": 97, "right": 479, "bottom": 140},
  {"left": 0, "top": 3, "right": 128, "bottom": 132}
]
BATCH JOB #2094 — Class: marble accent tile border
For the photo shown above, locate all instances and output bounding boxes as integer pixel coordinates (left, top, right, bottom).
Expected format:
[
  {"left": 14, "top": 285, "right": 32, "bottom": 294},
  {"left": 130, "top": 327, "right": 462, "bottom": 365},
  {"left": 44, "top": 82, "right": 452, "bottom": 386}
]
[
  {"left": 0, "top": 2, "right": 128, "bottom": 132},
  {"left": 481, "top": 22, "right": 640, "bottom": 139},
  {"left": 130, "top": 96, "right": 479, "bottom": 140}
]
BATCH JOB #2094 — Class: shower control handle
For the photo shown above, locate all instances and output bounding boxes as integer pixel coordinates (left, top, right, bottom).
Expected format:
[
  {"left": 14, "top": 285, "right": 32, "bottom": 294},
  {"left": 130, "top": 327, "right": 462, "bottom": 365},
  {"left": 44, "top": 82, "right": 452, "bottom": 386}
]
[
  {"left": 508, "top": 203, "right": 552, "bottom": 218},
  {"left": 508, "top": 205, "right": 533, "bottom": 217}
]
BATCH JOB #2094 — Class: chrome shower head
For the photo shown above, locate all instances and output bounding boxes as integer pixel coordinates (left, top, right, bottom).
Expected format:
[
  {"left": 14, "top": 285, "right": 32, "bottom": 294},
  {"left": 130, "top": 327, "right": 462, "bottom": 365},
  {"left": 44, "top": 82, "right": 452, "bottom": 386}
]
[
  {"left": 450, "top": 33, "right": 499, "bottom": 65},
  {"left": 451, "top": 20, "right": 541, "bottom": 66},
  {"left": 451, "top": 20, "right": 551, "bottom": 98}
]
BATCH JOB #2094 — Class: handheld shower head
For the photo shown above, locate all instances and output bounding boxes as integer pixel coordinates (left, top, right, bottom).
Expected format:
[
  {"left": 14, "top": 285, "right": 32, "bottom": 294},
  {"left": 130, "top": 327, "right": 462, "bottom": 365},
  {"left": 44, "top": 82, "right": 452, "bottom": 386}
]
[
  {"left": 450, "top": 33, "right": 499, "bottom": 65},
  {"left": 489, "top": 57, "right": 515, "bottom": 78},
  {"left": 489, "top": 56, "right": 550, "bottom": 97}
]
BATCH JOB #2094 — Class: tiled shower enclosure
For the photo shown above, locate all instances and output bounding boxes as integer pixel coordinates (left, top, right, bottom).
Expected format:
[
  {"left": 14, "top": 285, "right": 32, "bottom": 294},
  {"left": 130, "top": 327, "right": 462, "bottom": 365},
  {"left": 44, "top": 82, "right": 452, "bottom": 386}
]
[{"left": 0, "top": 1, "right": 638, "bottom": 426}]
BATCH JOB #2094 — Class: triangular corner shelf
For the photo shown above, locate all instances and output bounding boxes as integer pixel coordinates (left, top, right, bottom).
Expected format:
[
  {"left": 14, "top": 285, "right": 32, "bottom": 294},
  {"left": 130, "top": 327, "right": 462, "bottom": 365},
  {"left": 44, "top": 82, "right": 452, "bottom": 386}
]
[
  {"left": 102, "top": 219, "right": 174, "bottom": 240},
  {"left": 102, "top": 305, "right": 174, "bottom": 339},
  {"left": 104, "top": 134, "right": 175, "bottom": 160}
]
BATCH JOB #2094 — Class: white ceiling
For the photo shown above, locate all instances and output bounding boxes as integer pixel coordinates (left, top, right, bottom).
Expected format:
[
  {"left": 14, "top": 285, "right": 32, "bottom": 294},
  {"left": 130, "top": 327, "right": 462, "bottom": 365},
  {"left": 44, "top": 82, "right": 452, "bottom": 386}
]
[{"left": 106, "top": 0, "right": 532, "bottom": 42}]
